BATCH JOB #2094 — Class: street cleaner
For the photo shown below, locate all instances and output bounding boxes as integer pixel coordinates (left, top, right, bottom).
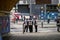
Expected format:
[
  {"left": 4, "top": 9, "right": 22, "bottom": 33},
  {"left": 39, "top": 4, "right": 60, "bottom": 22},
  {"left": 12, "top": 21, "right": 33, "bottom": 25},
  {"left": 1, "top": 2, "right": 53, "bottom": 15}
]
[
  {"left": 23, "top": 20, "right": 28, "bottom": 33},
  {"left": 29, "top": 20, "right": 33, "bottom": 33}
]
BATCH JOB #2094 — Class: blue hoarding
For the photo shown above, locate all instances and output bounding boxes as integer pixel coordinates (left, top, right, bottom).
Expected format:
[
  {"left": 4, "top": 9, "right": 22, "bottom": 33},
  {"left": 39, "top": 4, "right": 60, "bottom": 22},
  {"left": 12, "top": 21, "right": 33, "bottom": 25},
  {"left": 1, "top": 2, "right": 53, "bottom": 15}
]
[
  {"left": 0, "top": 16, "right": 10, "bottom": 34},
  {"left": 48, "top": 12, "right": 58, "bottom": 20},
  {"left": 40, "top": 12, "right": 58, "bottom": 20}
]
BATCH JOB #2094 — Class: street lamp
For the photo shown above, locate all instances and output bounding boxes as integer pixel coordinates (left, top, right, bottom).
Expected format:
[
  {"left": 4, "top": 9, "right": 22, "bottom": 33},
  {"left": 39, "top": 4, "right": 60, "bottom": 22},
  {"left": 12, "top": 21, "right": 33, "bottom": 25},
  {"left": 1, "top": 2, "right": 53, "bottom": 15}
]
[{"left": 29, "top": 0, "right": 33, "bottom": 20}]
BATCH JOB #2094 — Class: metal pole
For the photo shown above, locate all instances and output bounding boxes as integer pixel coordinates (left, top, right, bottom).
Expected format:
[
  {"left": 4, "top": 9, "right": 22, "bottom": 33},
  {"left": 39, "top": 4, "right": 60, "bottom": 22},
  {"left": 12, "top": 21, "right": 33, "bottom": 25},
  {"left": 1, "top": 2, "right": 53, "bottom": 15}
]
[
  {"left": 41, "top": 20, "right": 43, "bottom": 28},
  {"left": 30, "top": 0, "right": 32, "bottom": 15},
  {"left": 44, "top": 4, "right": 46, "bottom": 21},
  {"left": 45, "top": 4, "right": 46, "bottom": 15}
]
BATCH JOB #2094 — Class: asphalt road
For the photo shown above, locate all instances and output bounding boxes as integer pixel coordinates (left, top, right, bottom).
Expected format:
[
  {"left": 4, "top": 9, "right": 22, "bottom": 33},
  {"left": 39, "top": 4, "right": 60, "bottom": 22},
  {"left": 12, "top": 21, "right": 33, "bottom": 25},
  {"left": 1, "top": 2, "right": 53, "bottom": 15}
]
[{"left": 3, "top": 32, "right": 60, "bottom": 40}]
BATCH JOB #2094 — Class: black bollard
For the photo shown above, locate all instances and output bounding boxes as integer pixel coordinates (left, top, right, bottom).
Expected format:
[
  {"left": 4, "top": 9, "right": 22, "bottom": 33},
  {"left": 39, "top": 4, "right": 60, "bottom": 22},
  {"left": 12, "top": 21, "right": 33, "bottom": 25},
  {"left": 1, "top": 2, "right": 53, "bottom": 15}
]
[{"left": 41, "top": 22, "right": 43, "bottom": 28}]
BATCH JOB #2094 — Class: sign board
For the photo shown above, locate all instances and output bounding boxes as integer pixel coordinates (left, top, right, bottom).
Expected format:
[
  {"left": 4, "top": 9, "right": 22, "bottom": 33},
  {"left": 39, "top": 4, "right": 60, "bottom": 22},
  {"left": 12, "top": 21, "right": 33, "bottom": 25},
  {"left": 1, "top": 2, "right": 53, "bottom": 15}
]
[{"left": 36, "top": 0, "right": 51, "bottom": 4}]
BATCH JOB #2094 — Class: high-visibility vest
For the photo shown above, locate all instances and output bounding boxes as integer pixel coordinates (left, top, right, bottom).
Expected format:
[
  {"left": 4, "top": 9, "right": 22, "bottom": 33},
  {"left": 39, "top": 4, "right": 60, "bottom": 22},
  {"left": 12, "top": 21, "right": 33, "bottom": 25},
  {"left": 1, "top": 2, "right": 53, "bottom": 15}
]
[
  {"left": 24, "top": 21, "right": 27, "bottom": 26},
  {"left": 29, "top": 21, "right": 33, "bottom": 25}
]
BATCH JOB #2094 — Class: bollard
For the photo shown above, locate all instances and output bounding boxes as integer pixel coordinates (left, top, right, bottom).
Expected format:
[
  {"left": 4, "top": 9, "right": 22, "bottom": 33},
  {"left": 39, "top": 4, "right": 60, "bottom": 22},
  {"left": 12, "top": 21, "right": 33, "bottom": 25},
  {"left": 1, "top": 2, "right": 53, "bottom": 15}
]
[
  {"left": 23, "top": 23, "right": 25, "bottom": 34},
  {"left": 41, "top": 22, "right": 43, "bottom": 28}
]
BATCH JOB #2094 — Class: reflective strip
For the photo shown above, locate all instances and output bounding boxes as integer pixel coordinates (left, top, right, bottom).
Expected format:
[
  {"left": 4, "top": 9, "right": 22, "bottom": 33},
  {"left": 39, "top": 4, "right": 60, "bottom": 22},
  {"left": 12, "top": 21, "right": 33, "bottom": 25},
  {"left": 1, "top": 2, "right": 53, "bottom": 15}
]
[{"left": 29, "top": 22, "right": 32, "bottom": 25}]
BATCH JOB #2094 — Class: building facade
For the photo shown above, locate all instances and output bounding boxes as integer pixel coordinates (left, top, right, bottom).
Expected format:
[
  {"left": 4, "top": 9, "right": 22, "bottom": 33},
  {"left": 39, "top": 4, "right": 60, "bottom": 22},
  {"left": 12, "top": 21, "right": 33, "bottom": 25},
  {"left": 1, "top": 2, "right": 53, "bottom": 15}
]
[
  {"left": 51, "top": 0, "right": 59, "bottom": 4},
  {"left": 11, "top": 0, "right": 58, "bottom": 20}
]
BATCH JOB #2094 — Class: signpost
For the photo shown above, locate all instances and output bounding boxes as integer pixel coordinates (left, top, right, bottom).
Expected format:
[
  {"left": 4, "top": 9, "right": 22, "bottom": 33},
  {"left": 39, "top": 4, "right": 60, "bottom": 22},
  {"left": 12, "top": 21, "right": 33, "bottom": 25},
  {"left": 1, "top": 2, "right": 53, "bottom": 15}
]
[{"left": 30, "top": 0, "right": 32, "bottom": 15}]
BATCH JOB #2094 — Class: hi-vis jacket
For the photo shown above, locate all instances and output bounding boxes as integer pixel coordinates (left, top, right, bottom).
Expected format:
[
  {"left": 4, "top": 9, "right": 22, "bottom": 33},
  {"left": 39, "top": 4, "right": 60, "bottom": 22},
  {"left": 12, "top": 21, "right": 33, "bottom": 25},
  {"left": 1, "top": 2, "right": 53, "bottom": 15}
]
[
  {"left": 24, "top": 21, "right": 28, "bottom": 26},
  {"left": 28, "top": 20, "right": 33, "bottom": 25}
]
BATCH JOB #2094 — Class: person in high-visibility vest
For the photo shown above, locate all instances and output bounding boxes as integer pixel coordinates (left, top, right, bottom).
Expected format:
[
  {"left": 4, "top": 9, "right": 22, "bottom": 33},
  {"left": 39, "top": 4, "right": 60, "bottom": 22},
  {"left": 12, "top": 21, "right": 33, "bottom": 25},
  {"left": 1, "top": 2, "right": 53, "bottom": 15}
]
[
  {"left": 28, "top": 20, "right": 33, "bottom": 33},
  {"left": 34, "top": 20, "right": 37, "bottom": 32},
  {"left": 23, "top": 20, "right": 29, "bottom": 32}
]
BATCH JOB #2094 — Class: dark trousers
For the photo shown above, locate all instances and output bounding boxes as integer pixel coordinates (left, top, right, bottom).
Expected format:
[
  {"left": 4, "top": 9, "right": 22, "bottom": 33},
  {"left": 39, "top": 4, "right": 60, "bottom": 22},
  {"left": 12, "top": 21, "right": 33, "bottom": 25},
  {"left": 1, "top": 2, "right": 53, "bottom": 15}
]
[
  {"left": 47, "top": 20, "right": 50, "bottom": 24},
  {"left": 57, "top": 26, "right": 60, "bottom": 32},
  {"left": 35, "top": 25, "right": 37, "bottom": 32},
  {"left": 24, "top": 25, "right": 28, "bottom": 32},
  {"left": 29, "top": 25, "right": 33, "bottom": 32}
]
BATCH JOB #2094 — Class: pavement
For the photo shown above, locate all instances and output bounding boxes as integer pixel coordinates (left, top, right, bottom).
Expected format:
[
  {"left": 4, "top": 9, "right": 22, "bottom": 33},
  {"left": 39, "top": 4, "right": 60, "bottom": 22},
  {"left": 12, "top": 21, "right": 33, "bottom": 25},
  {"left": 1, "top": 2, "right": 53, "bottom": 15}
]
[
  {"left": 10, "top": 21, "right": 57, "bottom": 32},
  {"left": 3, "top": 32, "right": 60, "bottom": 40},
  {"left": 3, "top": 21, "right": 60, "bottom": 40}
]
